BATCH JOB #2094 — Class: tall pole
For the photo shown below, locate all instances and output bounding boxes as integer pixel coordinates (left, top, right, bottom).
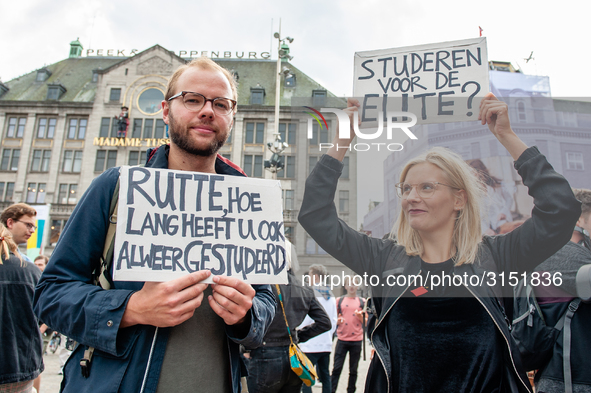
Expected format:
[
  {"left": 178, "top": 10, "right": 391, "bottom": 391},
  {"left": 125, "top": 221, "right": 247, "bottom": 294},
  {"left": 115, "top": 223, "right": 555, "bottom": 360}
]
[{"left": 273, "top": 18, "right": 282, "bottom": 177}]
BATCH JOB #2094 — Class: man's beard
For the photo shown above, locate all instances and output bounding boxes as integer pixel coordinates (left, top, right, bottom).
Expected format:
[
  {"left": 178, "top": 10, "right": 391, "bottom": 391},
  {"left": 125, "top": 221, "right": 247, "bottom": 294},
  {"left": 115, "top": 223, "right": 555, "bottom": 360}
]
[{"left": 168, "top": 111, "right": 227, "bottom": 157}]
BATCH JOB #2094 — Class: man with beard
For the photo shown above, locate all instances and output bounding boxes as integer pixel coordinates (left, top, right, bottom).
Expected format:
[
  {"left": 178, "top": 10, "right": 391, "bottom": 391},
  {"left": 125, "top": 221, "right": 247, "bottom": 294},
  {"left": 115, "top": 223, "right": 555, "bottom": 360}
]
[{"left": 34, "top": 58, "right": 276, "bottom": 393}]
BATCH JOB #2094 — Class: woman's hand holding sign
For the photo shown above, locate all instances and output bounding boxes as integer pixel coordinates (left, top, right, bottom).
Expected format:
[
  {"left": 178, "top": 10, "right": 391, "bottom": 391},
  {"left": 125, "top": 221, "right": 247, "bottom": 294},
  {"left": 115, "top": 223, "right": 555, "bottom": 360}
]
[
  {"left": 478, "top": 92, "right": 527, "bottom": 160},
  {"left": 327, "top": 98, "right": 361, "bottom": 162}
]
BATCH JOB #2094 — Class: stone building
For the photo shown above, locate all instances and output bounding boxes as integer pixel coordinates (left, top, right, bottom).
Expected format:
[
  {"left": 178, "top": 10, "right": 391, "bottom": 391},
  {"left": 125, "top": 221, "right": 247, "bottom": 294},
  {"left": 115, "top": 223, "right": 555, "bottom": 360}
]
[{"left": 0, "top": 40, "right": 357, "bottom": 278}]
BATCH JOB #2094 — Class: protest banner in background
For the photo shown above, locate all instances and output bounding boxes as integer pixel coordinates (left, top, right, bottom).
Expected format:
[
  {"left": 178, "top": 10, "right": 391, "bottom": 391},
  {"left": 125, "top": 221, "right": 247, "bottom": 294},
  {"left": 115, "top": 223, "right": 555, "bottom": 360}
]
[
  {"left": 113, "top": 166, "right": 287, "bottom": 284},
  {"left": 353, "top": 37, "right": 489, "bottom": 124}
]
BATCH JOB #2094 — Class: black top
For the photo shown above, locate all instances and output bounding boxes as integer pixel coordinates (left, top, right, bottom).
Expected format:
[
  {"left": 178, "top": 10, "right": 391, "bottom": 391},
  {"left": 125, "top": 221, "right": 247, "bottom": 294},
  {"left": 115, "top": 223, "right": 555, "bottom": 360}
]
[{"left": 388, "top": 259, "right": 504, "bottom": 392}]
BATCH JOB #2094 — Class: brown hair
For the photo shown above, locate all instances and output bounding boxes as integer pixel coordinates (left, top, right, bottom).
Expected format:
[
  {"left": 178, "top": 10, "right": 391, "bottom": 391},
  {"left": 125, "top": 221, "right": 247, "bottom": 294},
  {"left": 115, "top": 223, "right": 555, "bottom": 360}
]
[
  {"left": 0, "top": 223, "right": 22, "bottom": 264},
  {"left": 34, "top": 254, "right": 49, "bottom": 265},
  {"left": 573, "top": 188, "right": 591, "bottom": 216},
  {"left": 165, "top": 57, "right": 238, "bottom": 104},
  {"left": 0, "top": 203, "right": 37, "bottom": 226}
]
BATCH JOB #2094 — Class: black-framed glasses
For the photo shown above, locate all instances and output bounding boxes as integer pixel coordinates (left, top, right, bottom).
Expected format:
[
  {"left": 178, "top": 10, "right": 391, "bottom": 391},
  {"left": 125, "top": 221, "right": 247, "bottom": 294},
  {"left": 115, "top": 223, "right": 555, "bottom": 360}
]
[
  {"left": 395, "top": 182, "right": 460, "bottom": 199},
  {"left": 16, "top": 220, "right": 37, "bottom": 231},
  {"left": 168, "top": 91, "right": 236, "bottom": 115}
]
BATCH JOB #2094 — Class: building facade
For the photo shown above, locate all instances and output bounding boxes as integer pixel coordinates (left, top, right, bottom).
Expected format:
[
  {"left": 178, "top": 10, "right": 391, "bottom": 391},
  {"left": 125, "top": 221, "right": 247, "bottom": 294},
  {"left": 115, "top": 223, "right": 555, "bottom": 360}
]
[
  {"left": 0, "top": 41, "right": 357, "bottom": 278},
  {"left": 363, "top": 65, "right": 591, "bottom": 239}
]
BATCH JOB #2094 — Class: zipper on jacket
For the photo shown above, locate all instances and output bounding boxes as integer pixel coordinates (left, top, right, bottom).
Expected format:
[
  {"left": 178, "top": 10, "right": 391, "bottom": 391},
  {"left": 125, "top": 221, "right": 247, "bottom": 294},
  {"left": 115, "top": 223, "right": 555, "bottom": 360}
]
[
  {"left": 370, "top": 275, "right": 414, "bottom": 393},
  {"left": 140, "top": 327, "right": 159, "bottom": 393},
  {"left": 461, "top": 281, "right": 532, "bottom": 393}
]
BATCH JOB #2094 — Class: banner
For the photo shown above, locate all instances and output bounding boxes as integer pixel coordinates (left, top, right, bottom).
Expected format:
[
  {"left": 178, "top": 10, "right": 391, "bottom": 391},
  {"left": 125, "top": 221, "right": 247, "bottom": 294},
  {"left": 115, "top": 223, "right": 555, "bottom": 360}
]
[
  {"left": 113, "top": 166, "right": 288, "bottom": 284},
  {"left": 27, "top": 204, "right": 49, "bottom": 260},
  {"left": 354, "top": 37, "right": 489, "bottom": 124}
]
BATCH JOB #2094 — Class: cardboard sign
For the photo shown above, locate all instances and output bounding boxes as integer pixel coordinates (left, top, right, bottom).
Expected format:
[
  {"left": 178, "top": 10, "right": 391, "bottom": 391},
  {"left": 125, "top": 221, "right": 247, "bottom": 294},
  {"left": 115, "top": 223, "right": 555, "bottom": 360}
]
[
  {"left": 354, "top": 37, "right": 489, "bottom": 124},
  {"left": 113, "top": 166, "right": 288, "bottom": 284}
]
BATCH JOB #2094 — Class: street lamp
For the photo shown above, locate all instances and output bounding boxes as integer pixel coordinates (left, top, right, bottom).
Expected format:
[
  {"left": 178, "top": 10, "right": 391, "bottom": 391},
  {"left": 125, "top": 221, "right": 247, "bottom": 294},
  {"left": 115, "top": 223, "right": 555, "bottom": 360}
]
[{"left": 267, "top": 20, "right": 293, "bottom": 178}]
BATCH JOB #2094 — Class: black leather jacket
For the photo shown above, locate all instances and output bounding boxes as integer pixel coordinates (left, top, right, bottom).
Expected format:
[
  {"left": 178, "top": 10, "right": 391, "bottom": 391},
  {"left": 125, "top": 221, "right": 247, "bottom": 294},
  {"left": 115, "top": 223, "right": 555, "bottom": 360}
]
[{"left": 299, "top": 147, "right": 581, "bottom": 393}]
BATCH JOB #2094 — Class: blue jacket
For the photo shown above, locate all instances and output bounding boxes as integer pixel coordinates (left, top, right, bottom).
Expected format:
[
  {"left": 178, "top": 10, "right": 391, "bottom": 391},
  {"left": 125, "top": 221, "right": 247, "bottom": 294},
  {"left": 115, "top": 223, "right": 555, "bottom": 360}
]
[
  {"left": 0, "top": 253, "right": 43, "bottom": 384},
  {"left": 34, "top": 145, "right": 276, "bottom": 393}
]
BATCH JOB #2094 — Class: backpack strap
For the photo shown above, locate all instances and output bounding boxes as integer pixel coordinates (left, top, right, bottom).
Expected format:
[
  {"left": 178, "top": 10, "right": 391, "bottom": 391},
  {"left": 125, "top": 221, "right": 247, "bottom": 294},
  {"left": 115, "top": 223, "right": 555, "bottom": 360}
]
[
  {"left": 81, "top": 177, "right": 120, "bottom": 378},
  {"left": 558, "top": 298, "right": 581, "bottom": 393},
  {"left": 337, "top": 296, "right": 344, "bottom": 315}
]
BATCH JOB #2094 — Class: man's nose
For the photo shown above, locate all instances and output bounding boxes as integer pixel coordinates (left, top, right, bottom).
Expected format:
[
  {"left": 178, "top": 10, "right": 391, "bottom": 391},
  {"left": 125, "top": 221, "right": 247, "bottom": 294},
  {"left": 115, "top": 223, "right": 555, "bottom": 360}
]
[{"left": 199, "top": 100, "right": 215, "bottom": 118}]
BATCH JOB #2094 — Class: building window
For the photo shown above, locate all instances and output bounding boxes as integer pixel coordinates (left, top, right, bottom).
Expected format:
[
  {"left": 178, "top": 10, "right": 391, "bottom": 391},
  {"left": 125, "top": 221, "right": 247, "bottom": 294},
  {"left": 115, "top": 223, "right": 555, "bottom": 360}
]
[
  {"left": 67, "top": 118, "right": 87, "bottom": 139},
  {"left": 143, "top": 119, "right": 154, "bottom": 138},
  {"left": 243, "top": 155, "right": 263, "bottom": 178},
  {"left": 111, "top": 117, "right": 119, "bottom": 137},
  {"left": 306, "top": 235, "right": 327, "bottom": 255},
  {"left": 110, "top": 88, "right": 121, "bottom": 102},
  {"left": 62, "top": 150, "right": 83, "bottom": 173},
  {"left": 36, "top": 117, "right": 57, "bottom": 139},
  {"left": 339, "top": 190, "right": 349, "bottom": 213},
  {"left": 6, "top": 117, "right": 26, "bottom": 138},
  {"left": 312, "top": 89, "right": 327, "bottom": 107},
  {"left": 284, "top": 74, "right": 296, "bottom": 88},
  {"left": 284, "top": 226, "right": 294, "bottom": 243},
  {"left": 245, "top": 122, "right": 265, "bottom": 144},
  {"left": 154, "top": 120, "right": 165, "bottom": 138},
  {"left": 50, "top": 219, "right": 68, "bottom": 245},
  {"left": 517, "top": 101, "right": 526, "bottom": 122},
  {"left": 309, "top": 156, "right": 319, "bottom": 175},
  {"left": 95, "top": 150, "right": 117, "bottom": 172},
  {"left": 250, "top": 88, "right": 265, "bottom": 105},
  {"left": 128, "top": 150, "right": 147, "bottom": 166},
  {"left": 138, "top": 88, "right": 164, "bottom": 114},
  {"left": 0, "top": 182, "right": 15, "bottom": 201},
  {"left": 57, "top": 184, "right": 78, "bottom": 204},
  {"left": 26, "top": 182, "right": 46, "bottom": 204},
  {"left": 47, "top": 83, "right": 66, "bottom": 100},
  {"left": 283, "top": 190, "right": 295, "bottom": 210},
  {"left": 277, "top": 156, "right": 295, "bottom": 178},
  {"left": 309, "top": 122, "right": 328, "bottom": 146},
  {"left": 1, "top": 149, "right": 20, "bottom": 171},
  {"left": 342, "top": 157, "right": 350, "bottom": 179},
  {"left": 132, "top": 119, "right": 143, "bottom": 138},
  {"left": 566, "top": 152, "right": 584, "bottom": 170},
  {"left": 279, "top": 122, "right": 296, "bottom": 146},
  {"left": 100, "top": 118, "right": 111, "bottom": 138},
  {"left": 30, "top": 149, "right": 51, "bottom": 172}
]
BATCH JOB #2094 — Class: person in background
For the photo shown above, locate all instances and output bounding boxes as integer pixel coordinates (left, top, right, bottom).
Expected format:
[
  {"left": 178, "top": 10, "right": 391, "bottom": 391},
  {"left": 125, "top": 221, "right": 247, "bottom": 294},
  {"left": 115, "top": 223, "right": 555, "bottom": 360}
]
[
  {"left": 0, "top": 223, "right": 43, "bottom": 392},
  {"left": 331, "top": 276, "right": 366, "bottom": 393},
  {"left": 247, "top": 263, "right": 331, "bottom": 393},
  {"left": 32, "top": 255, "right": 50, "bottom": 393},
  {"left": 534, "top": 188, "right": 591, "bottom": 393},
  {"left": 0, "top": 203, "right": 37, "bottom": 262},
  {"left": 300, "top": 264, "right": 337, "bottom": 393}
]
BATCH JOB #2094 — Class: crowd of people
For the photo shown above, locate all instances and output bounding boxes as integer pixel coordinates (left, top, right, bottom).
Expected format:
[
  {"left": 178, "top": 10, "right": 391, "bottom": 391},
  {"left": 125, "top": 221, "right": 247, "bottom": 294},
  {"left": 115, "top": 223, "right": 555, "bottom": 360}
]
[{"left": 1, "top": 57, "right": 590, "bottom": 393}]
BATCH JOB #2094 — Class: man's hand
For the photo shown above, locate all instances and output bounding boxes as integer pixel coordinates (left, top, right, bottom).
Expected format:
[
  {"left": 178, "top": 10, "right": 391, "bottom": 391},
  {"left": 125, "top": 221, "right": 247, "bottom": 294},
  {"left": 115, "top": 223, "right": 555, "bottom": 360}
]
[
  {"left": 121, "top": 270, "right": 211, "bottom": 328},
  {"left": 337, "top": 313, "right": 345, "bottom": 326},
  {"left": 208, "top": 276, "right": 256, "bottom": 325}
]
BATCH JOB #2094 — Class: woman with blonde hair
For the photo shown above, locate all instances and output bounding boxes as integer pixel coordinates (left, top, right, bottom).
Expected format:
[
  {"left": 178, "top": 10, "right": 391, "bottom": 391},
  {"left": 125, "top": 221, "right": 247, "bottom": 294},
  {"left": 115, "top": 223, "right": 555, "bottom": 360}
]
[
  {"left": 0, "top": 224, "right": 44, "bottom": 392},
  {"left": 299, "top": 93, "right": 581, "bottom": 392}
]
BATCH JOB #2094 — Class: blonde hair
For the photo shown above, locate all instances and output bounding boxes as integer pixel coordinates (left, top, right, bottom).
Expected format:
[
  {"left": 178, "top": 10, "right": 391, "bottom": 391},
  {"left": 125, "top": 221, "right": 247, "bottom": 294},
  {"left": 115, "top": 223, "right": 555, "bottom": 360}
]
[
  {"left": 391, "top": 147, "right": 485, "bottom": 265},
  {"left": 0, "top": 223, "right": 22, "bottom": 265},
  {"left": 165, "top": 57, "right": 238, "bottom": 104}
]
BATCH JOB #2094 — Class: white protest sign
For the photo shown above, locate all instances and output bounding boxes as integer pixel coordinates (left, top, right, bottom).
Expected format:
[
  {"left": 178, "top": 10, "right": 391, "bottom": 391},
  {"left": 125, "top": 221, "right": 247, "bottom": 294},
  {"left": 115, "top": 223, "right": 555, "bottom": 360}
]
[
  {"left": 354, "top": 37, "right": 489, "bottom": 124},
  {"left": 113, "top": 166, "right": 288, "bottom": 284}
]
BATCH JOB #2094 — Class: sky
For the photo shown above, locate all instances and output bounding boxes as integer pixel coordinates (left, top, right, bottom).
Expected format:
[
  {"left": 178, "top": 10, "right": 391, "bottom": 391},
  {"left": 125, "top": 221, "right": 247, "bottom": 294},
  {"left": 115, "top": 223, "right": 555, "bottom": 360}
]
[{"left": 1, "top": 0, "right": 590, "bottom": 223}]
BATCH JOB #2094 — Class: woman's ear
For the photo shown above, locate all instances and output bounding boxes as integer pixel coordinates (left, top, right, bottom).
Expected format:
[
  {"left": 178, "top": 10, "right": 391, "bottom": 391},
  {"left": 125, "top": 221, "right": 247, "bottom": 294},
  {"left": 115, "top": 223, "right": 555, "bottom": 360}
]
[{"left": 454, "top": 189, "right": 467, "bottom": 211}]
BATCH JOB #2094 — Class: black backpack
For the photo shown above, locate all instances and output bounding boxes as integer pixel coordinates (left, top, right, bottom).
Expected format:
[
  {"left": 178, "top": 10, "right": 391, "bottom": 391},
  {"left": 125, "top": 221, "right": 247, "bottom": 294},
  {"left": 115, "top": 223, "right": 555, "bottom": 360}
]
[{"left": 511, "top": 277, "right": 581, "bottom": 373}]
